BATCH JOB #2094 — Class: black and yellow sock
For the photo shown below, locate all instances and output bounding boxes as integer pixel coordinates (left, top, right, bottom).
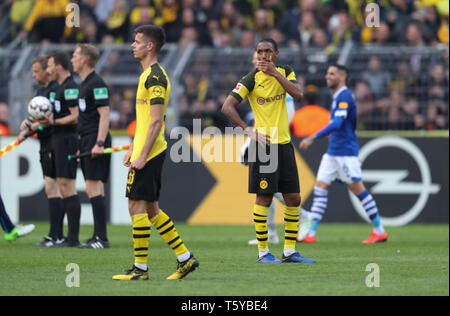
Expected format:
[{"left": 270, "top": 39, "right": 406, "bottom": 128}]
[
  {"left": 284, "top": 206, "right": 300, "bottom": 253},
  {"left": 150, "top": 210, "right": 189, "bottom": 259},
  {"left": 132, "top": 213, "right": 151, "bottom": 266},
  {"left": 253, "top": 205, "right": 269, "bottom": 254}
]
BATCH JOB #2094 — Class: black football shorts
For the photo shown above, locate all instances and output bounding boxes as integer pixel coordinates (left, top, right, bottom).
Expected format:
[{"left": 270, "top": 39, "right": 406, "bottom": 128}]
[
  {"left": 52, "top": 132, "right": 79, "bottom": 179},
  {"left": 248, "top": 142, "right": 300, "bottom": 195},
  {"left": 39, "top": 137, "right": 56, "bottom": 179},
  {"left": 125, "top": 150, "right": 166, "bottom": 202},
  {"left": 79, "top": 133, "right": 111, "bottom": 183}
]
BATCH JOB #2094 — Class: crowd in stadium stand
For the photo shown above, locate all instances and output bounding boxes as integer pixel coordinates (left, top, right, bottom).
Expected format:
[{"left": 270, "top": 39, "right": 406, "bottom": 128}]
[
  {"left": 1, "top": 0, "right": 448, "bottom": 47},
  {"left": 0, "top": 0, "right": 448, "bottom": 132}
]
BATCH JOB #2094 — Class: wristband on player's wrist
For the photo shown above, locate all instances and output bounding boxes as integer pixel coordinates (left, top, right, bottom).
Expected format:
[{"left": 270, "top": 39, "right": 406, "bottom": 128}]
[{"left": 96, "top": 140, "right": 105, "bottom": 147}]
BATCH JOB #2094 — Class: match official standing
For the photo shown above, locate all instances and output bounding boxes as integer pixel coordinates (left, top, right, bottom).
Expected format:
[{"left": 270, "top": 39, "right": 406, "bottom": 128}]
[
  {"left": 71, "top": 44, "right": 111, "bottom": 248},
  {"left": 39, "top": 51, "right": 81, "bottom": 248},
  {"left": 19, "top": 56, "right": 65, "bottom": 247}
]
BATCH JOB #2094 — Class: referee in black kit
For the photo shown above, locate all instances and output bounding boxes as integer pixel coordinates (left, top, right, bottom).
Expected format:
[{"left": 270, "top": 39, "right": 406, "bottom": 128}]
[
  {"left": 39, "top": 51, "right": 82, "bottom": 248},
  {"left": 19, "top": 55, "right": 65, "bottom": 247},
  {"left": 71, "top": 44, "right": 111, "bottom": 248}
]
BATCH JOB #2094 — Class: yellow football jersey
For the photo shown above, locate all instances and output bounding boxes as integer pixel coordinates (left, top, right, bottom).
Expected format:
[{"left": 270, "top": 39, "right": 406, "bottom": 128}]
[
  {"left": 230, "top": 65, "right": 297, "bottom": 144},
  {"left": 131, "top": 63, "right": 170, "bottom": 162}
]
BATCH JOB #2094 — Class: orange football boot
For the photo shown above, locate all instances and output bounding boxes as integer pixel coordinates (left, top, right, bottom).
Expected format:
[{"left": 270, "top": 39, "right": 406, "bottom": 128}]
[
  {"left": 300, "top": 235, "right": 316, "bottom": 243},
  {"left": 362, "top": 232, "right": 388, "bottom": 244}
]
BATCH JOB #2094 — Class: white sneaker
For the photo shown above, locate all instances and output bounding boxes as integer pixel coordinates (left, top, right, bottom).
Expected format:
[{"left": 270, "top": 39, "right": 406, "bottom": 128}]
[
  {"left": 16, "top": 224, "right": 35, "bottom": 237},
  {"left": 248, "top": 232, "right": 279, "bottom": 245},
  {"left": 297, "top": 209, "right": 313, "bottom": 241}
]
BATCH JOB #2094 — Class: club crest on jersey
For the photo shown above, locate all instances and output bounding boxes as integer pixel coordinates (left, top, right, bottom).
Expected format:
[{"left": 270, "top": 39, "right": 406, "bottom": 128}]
[
  {"left": 153, "top": 86, "right": 163, "bottom": 97},
  {"left": 260, "top": 179, "right": 269, "bottom": 190},
  {"left": 79, "top": 99, "right": 86, "bottom": 112}
]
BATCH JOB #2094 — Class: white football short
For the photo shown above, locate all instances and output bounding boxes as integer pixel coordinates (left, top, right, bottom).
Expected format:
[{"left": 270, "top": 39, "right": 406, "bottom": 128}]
[{"left": 316, "top": 153, "right": 362, "bottom": 185}]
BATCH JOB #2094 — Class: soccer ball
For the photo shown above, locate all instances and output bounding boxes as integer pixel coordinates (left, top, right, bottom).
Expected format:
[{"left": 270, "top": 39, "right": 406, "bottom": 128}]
[{"left": 28, "top": 96, "right": 52, "bottom": 120}]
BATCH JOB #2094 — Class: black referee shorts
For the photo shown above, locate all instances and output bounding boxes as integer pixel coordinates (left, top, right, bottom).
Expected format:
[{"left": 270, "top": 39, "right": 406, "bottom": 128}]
[
  {"left": 79, "top": 133, "right": 111, "bottom": 183},
  {"left": 248, "top": 142, "right": 300, "bottom": 195},
  {"left": 39, "top": 138, "right": 56, "bottom": 179},
  {"left": 125, "top": 150, "right": 166, "bottom": 202},
  {"left": 52, "top": 132, "right": 79, "bottom": 179}
]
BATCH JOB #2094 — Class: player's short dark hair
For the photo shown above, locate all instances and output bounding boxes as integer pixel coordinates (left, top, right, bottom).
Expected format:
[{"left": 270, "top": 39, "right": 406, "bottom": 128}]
[
  {"left": 48, "top": 51, "right": 71, "bottom": 70},
  {"left": 31, "top": 55, "right": 49, "bottom": 69},
  {"left": 134, "top": 24, "right": 166, "bottom": 53},
  {"left": 329, "top": 63, "right": 349, "bottom": 83},
  {"left": 257, "top": 38, "right": 279, "bottom": 52},
  {"left": 329, "top": 63, "right": 349, "bottom": 75},
  {"left": 76, "top": 44, "right": 100, "bottom": 68}
]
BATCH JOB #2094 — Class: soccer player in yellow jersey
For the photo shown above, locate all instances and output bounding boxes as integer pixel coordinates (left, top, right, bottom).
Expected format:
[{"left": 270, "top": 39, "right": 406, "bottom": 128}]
[
  {"left": 112, "top": 25, "right": 198, "bottom": 281},
  {"left": 222, "top": 39, "right": 316, "bottom": 263}
]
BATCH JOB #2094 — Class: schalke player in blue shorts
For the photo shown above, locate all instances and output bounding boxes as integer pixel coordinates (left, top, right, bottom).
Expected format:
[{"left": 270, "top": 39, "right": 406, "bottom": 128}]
[{"left": 299, "top": 64, "right": 388, "bottom": 244}]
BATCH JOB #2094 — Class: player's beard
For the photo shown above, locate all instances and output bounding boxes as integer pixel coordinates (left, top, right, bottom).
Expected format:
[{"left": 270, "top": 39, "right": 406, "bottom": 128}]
[{"left": 327, "top": 79, "right": 339, "bottom": 90}]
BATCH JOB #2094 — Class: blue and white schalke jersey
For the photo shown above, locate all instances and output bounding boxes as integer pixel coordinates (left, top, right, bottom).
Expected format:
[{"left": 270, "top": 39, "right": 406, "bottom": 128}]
[{"left": 327, "top": 86, "right": 359, "bottom": 156}]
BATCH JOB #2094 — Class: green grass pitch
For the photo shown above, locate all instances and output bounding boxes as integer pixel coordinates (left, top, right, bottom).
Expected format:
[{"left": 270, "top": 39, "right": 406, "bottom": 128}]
[{"left": 0, "top": 223, "right": 448, "bottom": 296}]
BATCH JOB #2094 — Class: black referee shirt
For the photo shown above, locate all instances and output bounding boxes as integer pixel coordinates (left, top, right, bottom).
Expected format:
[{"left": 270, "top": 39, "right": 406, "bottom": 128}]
[
  {"left": 77, "top": 71, "right": 109, "bottom": 137},
  {"left": 35, "top": 80, "right": 58, "bottom": 140},
  {"left": 53, "top": 75, "right": 79, "bottom": 133}
]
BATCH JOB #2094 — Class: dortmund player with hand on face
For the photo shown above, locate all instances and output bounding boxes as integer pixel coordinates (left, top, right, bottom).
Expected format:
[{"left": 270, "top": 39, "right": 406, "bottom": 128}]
[
  {"left": 113, "top": 25, "right": 199, "bottom": 281},
  {"left": 222, "top": 39, "right": 316, "bottom": 264}
]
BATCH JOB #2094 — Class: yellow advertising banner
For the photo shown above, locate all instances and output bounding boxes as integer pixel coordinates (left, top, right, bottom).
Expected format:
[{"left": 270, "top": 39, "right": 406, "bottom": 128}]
[{"left": 187, "top": 135, "right": 316, "bottom": 224}]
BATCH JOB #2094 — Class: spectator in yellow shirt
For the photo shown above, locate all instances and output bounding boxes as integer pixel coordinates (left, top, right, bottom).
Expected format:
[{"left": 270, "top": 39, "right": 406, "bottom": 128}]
[{"left": 21, "top": 0, "right": 70, "bottom": 43}]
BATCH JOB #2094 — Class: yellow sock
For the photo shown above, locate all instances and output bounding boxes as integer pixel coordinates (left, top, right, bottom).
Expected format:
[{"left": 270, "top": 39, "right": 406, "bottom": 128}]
[
  {"left": 150, "top": 210, "right": 189, "bottom": 258},
  {"left": 284, "top": 206, "right": 299, "bottom": 252},
  {"left": 253, "top": 204, "right": 269, "bottom": 253},
  {"left": 132, "top": 213, "right": 151, "bottom": 265}
]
